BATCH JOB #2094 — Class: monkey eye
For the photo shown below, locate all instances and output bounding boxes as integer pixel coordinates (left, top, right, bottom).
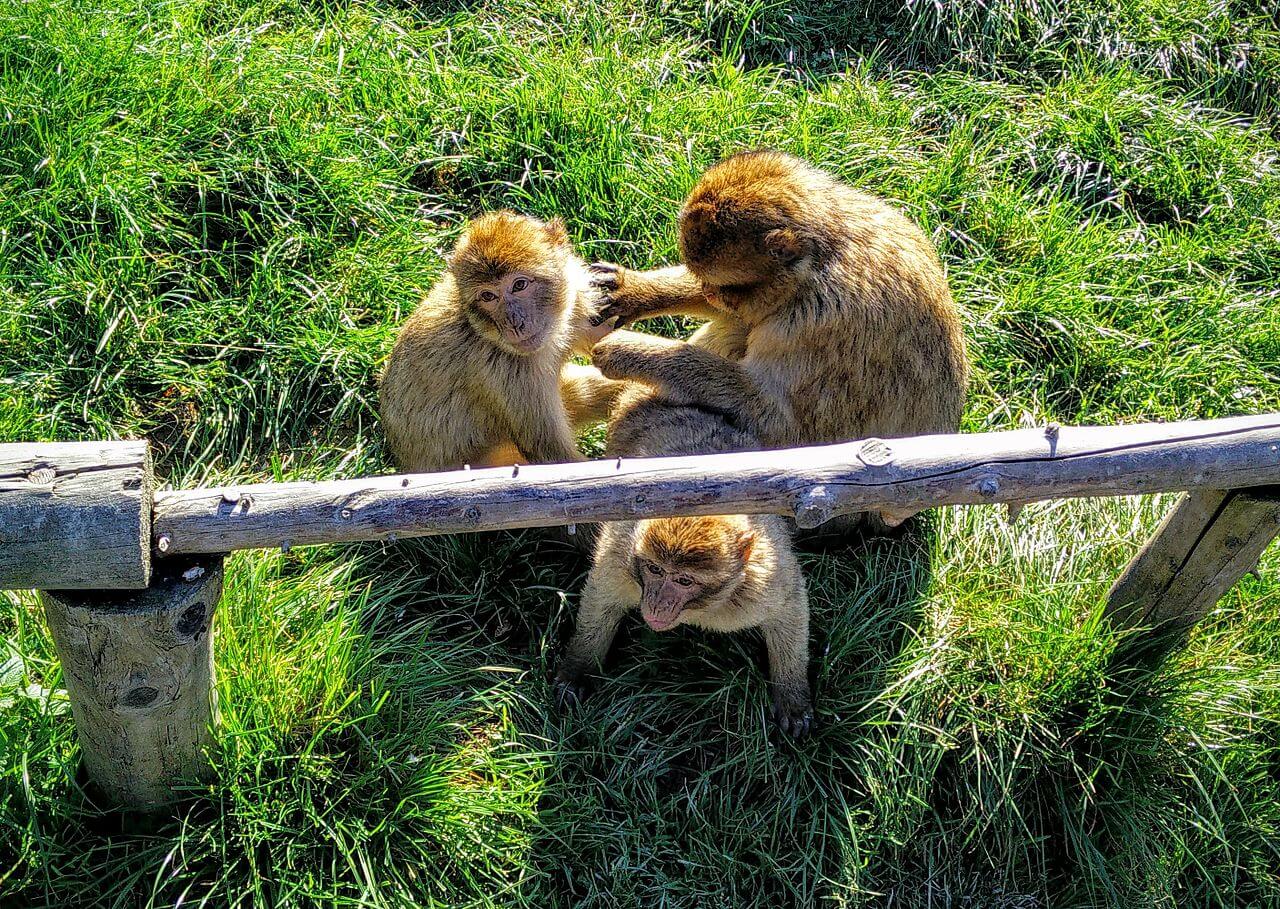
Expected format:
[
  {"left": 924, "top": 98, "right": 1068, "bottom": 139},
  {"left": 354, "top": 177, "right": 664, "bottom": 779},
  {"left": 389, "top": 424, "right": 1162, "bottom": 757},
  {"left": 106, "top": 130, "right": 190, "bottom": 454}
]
[
  {"left": 675, "top": 576, "right": 695, "bottom": 587},
  {"left": 645, "top": 563, "right": 662, "bottom": 575},
  {"left": 511, "top": 278, "right": 529, "bottom": 293},
  {"left": 479, "top": 291, "right": 498, "bottom": 303}
]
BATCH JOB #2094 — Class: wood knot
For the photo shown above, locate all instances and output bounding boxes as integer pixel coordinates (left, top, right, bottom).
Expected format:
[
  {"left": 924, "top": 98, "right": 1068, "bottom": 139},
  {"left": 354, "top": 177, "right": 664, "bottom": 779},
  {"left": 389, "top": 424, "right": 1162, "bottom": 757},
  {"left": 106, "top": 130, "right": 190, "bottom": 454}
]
[
  {"left": 176, "top": 603, "right": 206, "bottom": 637},
  {"left": 794, "top": 486, "right": 834, "bottom": 529},
  {"left": 857, "top": 439, "right": 893, "bottom": 467},
  {"left": 26, "top": 466, "right": 55, "bottom": 485},
  {"left": 120, "top": 686, "right": 160, "bottom": 709},
  {"left": 463, "top": 506, "right": 482, "bottom": 524},
  {"left": 978, "top": 476, "right": 1000, "bottom": 498}
]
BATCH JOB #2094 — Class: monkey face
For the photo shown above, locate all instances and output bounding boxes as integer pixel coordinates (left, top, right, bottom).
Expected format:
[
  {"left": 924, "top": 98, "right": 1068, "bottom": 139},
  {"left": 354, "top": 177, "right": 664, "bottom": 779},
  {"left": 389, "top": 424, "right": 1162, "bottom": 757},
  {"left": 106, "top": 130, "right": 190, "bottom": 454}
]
[
  {"left": 449, "top": 210, "right": 573, "bottom": 355},
  {"left": 633, "top": 516, "right": 756, "bottom": 630},
  {"left": 678, "top": 151, "right": 824, "bottom": 312},
  {"left": 469, "top": 272, "right": 561, "bottom": 354},
  {"left": 634, "top": 557, "right": 707, "bottom": 631}
]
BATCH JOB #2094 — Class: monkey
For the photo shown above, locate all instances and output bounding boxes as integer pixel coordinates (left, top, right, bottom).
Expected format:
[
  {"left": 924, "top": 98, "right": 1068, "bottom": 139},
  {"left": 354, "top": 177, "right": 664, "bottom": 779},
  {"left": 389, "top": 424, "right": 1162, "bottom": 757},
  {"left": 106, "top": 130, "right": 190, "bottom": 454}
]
[
  {"left": 380, "top": 210, "right": 626, "bottom": 473},
  {"left": 588, "top": 150, "right": 968, "bottom": 532},
  {"left": 554, "top": 385, "right": 813, "bottom": 738}
]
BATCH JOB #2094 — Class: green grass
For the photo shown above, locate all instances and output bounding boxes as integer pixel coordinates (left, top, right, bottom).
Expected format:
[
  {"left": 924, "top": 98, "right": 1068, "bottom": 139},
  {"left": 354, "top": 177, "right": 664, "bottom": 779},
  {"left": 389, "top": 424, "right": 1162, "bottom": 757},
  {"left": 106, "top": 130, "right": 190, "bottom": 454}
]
[{"left": 2, "top": 0, "right": 1279, "bottom": 905}]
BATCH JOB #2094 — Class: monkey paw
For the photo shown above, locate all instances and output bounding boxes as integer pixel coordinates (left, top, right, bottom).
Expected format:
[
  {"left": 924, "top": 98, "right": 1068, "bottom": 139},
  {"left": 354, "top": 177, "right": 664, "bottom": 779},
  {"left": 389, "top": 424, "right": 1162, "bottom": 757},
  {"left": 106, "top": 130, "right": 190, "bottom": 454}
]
[
  {"left": 771, "top": 696, "right": 814, "bottom": 740},
  {"left": 553, "top": 671, "right": 593, "bottom": 712},
  {"left": 589, "top": 336, "right": 633, "bottom": 379},
  {"left": 587, "top": 261, "right": 623, "bottom": 293},
  {"left": 588, "top": 263, "right": 646, "bottom": 327}
]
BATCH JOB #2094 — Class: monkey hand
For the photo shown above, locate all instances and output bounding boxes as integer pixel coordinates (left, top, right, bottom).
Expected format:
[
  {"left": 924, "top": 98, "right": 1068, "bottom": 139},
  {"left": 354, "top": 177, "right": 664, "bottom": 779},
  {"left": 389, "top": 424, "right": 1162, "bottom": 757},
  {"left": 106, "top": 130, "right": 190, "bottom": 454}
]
[
  {"left": 591, "top": 332, "right": 674, "bottom": 381},
  {"left": 771, "top": 690, "right": 814, "bottom": 740},
  {"left": 573, "top": 305, "right": 618, "bottom": 350},
  {"left": 553, "top": 668, "right": 593, "bottom": 711},
  {"left": 589, "top": 262, "right": 645, "bottom": 326}
]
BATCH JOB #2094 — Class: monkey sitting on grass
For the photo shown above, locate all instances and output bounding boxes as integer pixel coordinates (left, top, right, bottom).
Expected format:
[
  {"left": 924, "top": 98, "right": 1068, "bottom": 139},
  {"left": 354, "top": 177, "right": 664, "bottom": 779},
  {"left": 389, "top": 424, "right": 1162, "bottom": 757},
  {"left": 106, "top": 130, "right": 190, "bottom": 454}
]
[
  {"left": 555, "top": 384, "right": 813, "bottom": 739},
  {"left": 380, "top": 211, "right": 625, "bottom": 473},
  {"left": 589, "top": 150, "right": 968, "bottom": 534}
]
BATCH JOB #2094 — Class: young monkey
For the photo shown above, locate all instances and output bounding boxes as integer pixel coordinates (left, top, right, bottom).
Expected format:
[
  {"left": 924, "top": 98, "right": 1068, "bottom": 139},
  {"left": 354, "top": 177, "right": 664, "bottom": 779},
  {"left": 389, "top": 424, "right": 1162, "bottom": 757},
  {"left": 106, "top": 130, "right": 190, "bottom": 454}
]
[
  {"left": 380, "top": 210, "right": 624, "bottom": 472},
  {"left": 555, "top": 386, "right": 813, "bottom": 738}
]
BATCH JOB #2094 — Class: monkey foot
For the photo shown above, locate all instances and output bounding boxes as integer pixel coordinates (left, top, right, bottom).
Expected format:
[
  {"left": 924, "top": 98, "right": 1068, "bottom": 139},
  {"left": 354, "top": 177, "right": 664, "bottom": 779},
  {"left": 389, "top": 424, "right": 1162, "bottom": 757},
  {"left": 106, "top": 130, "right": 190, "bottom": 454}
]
[{"left": 771, "top": 698, "right": 814, "bottom": 740}]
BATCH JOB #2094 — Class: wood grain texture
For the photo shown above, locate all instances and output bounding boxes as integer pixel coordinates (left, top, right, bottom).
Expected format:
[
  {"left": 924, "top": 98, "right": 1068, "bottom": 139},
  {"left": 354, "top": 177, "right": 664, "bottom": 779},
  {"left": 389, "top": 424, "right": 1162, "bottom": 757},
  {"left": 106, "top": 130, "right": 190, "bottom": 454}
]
[
  {"left": 1106, "top": 487, "right": 1280, "bottom": 630},
  {"left": 40, "top": 556, "right": 222, "bottom": 810},
  {"left": 152, "top": 413, "right": 1280, "bottom": 555},
  {"left": 0, "top": 441, "right": 152, "bottom": 590}
]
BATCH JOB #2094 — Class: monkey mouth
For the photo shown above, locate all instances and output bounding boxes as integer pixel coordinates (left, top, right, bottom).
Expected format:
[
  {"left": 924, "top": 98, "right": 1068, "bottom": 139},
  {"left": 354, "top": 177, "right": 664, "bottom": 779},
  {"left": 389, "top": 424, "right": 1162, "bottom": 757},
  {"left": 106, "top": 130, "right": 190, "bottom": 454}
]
[
  {"left": 640, "top": 603, "right": 683, "bottom": 632},
  {"left": 507, "top": 332, "right": 545, "bottom": 353}
]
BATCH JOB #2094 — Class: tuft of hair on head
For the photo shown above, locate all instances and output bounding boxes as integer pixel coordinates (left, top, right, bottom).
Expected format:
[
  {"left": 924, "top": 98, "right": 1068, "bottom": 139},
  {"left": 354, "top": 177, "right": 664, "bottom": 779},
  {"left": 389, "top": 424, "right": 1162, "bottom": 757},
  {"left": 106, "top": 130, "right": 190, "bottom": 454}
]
[
  {"left": 677, "top": 150, "right": 825, "bottom": 271},
  {"left": 446, "top": 210, "right": 571, "bottom": 285},
  {"left": 638, "top": 514, "right": 756, "bottom": 572}
]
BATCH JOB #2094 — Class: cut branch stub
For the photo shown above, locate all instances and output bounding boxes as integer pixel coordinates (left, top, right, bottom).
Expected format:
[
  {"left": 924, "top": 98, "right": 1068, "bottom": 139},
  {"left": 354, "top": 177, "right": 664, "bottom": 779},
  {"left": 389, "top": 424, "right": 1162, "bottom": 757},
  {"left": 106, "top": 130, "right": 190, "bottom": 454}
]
[
  {"left": 41, "top": 555, "right": 223, "bottom": 810},
  {"left": 794, "top": 485, "right": 834, "bottom": 529}
]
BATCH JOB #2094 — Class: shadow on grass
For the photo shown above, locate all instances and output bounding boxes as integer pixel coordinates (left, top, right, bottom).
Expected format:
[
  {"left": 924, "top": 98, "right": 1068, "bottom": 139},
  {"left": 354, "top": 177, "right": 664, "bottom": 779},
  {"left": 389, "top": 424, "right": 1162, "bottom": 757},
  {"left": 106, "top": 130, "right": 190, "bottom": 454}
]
[{"left": 499, "top": 518, "right": 941, "bottom": 906}]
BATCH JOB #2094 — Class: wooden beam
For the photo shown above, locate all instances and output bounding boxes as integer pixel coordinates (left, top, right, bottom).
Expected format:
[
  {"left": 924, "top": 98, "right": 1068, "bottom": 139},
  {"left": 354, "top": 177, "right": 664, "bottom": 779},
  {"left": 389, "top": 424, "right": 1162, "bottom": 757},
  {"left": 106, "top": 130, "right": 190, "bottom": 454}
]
[
  {"left": 0, "top": 441, "right": 152, "bottom": 590},
  {"left": 40, "top": 555, "right": 222, "bottom": 810},
  {"left": 1106, "top": 487, "right": 1280, "bottom": 632},
  {"left": 152, "top": 414, "right": 1280, "bottom": 556}
]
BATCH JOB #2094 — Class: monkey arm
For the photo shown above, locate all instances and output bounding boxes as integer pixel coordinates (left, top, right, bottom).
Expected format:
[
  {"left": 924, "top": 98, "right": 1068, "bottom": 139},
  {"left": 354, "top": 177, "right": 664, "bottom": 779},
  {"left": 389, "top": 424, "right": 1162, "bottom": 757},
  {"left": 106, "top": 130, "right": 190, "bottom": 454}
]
[
  {"left": 591, "top": 330, "right": 788, "bottom": 439},
  {"left": 555, "top": 555, "right": 636, "bottom": 707},
  {"left": 560, "top": 363, "right": 629, "bottom": 428},
  {"left": 592, "top": 264, "right": 721, "bottom": 325},
  {"left": 762, "top": 591, "right": 812, "bottom": 738}
]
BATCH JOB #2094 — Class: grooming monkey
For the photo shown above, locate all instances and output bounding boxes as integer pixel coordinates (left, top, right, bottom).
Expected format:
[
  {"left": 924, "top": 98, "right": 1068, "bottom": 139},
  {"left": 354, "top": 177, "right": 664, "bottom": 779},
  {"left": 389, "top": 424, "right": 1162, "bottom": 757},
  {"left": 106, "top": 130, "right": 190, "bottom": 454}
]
[
  {"left": 555, "top": 386, "right": 813, "bottom": 738},
  {"left": 380, "top": 211, "right": 625, "bottom": 472},
  {"left": 590, "top": 150, "right": 968, "bottom": 529}
]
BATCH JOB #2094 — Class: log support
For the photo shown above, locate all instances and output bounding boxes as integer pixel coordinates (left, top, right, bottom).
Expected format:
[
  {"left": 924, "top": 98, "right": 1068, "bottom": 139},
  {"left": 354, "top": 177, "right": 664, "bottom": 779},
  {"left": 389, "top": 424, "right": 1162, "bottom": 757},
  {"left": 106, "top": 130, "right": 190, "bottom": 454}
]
[
  {"left": 40, "top": 555, "right": 224, "bottom": 810},
  {"left": 1105, "top": 487, "right": 1280, "bottom": 635}
]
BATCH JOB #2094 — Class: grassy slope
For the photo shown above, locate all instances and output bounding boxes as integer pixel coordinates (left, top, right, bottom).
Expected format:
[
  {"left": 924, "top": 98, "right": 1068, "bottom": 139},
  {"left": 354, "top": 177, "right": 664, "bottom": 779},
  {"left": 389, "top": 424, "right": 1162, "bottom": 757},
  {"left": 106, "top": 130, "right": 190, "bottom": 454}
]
[{"left": 2, "top": 0, "right": 1279, "bottom": 905}]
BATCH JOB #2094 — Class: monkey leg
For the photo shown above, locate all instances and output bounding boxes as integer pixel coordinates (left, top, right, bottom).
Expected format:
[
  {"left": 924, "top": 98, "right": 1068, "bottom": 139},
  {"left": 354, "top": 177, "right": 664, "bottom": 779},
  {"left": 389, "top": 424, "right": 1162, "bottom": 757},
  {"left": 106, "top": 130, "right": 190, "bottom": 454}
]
[
  {"left": 471, "top": 441, "right": 526, "bottom": 469},
  {"left": 501, "top": 396, "right": 585, "bottom": 465},
  {"left": 762, "top": 606, "right": 813, "bottom": 739},
  {"left": 555, "top": 569, "right": 633, "bottom": 709},
  {"left": 560, "top": 363, "right": 629, "bottom": 429}
]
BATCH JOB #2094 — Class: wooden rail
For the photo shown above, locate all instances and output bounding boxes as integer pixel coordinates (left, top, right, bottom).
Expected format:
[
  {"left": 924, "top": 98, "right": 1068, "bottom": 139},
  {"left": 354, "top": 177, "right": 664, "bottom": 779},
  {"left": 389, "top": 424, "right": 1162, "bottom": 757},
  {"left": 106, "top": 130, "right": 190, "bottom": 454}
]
[
  {"left": 3, "top": 413, "right": 1279, "bottom": 810},
  {"left": 152, "top": 413, "right": 1280, "bottom": 556}
]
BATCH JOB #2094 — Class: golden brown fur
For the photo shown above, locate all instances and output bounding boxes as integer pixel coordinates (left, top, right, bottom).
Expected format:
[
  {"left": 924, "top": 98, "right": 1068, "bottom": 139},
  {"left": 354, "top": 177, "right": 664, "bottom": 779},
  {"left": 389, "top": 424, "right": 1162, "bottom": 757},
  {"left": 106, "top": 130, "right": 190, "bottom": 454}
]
[
  {"left": 555, "top": 385, "right": 812, "bottom": 738},
  {"left": 380, "top": 211, "right": 625, "bottom": 472},
  {"left": 590, "top": 151, "right": 968, "bottom": 529}
]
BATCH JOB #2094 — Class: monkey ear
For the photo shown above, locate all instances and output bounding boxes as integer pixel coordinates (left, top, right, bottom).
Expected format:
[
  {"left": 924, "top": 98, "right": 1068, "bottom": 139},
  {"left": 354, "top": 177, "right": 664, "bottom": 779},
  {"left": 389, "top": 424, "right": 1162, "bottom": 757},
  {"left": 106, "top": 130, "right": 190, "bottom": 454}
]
[
  {"left": 544, "top": 217, "right": 570, "bottom": 247},
  {"left": 737, "top": 530, "right": 756, "bottom": 565},
  {"left": 763, "top": 228, "right": 811, "bottom": 265}
]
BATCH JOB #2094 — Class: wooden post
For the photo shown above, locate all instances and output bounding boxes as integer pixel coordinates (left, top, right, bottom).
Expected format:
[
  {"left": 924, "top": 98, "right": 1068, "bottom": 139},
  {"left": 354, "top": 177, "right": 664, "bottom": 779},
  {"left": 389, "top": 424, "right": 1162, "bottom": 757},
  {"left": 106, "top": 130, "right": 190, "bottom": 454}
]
[
  {"left": 1106, "top": 487, "right": 1280, "bottom": 634},
  {"left": 40, "top": 555, "right": 223, "bottom": 810},
  {"left": 0, "top": 441, "right": 152, "bottom": 589}
]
